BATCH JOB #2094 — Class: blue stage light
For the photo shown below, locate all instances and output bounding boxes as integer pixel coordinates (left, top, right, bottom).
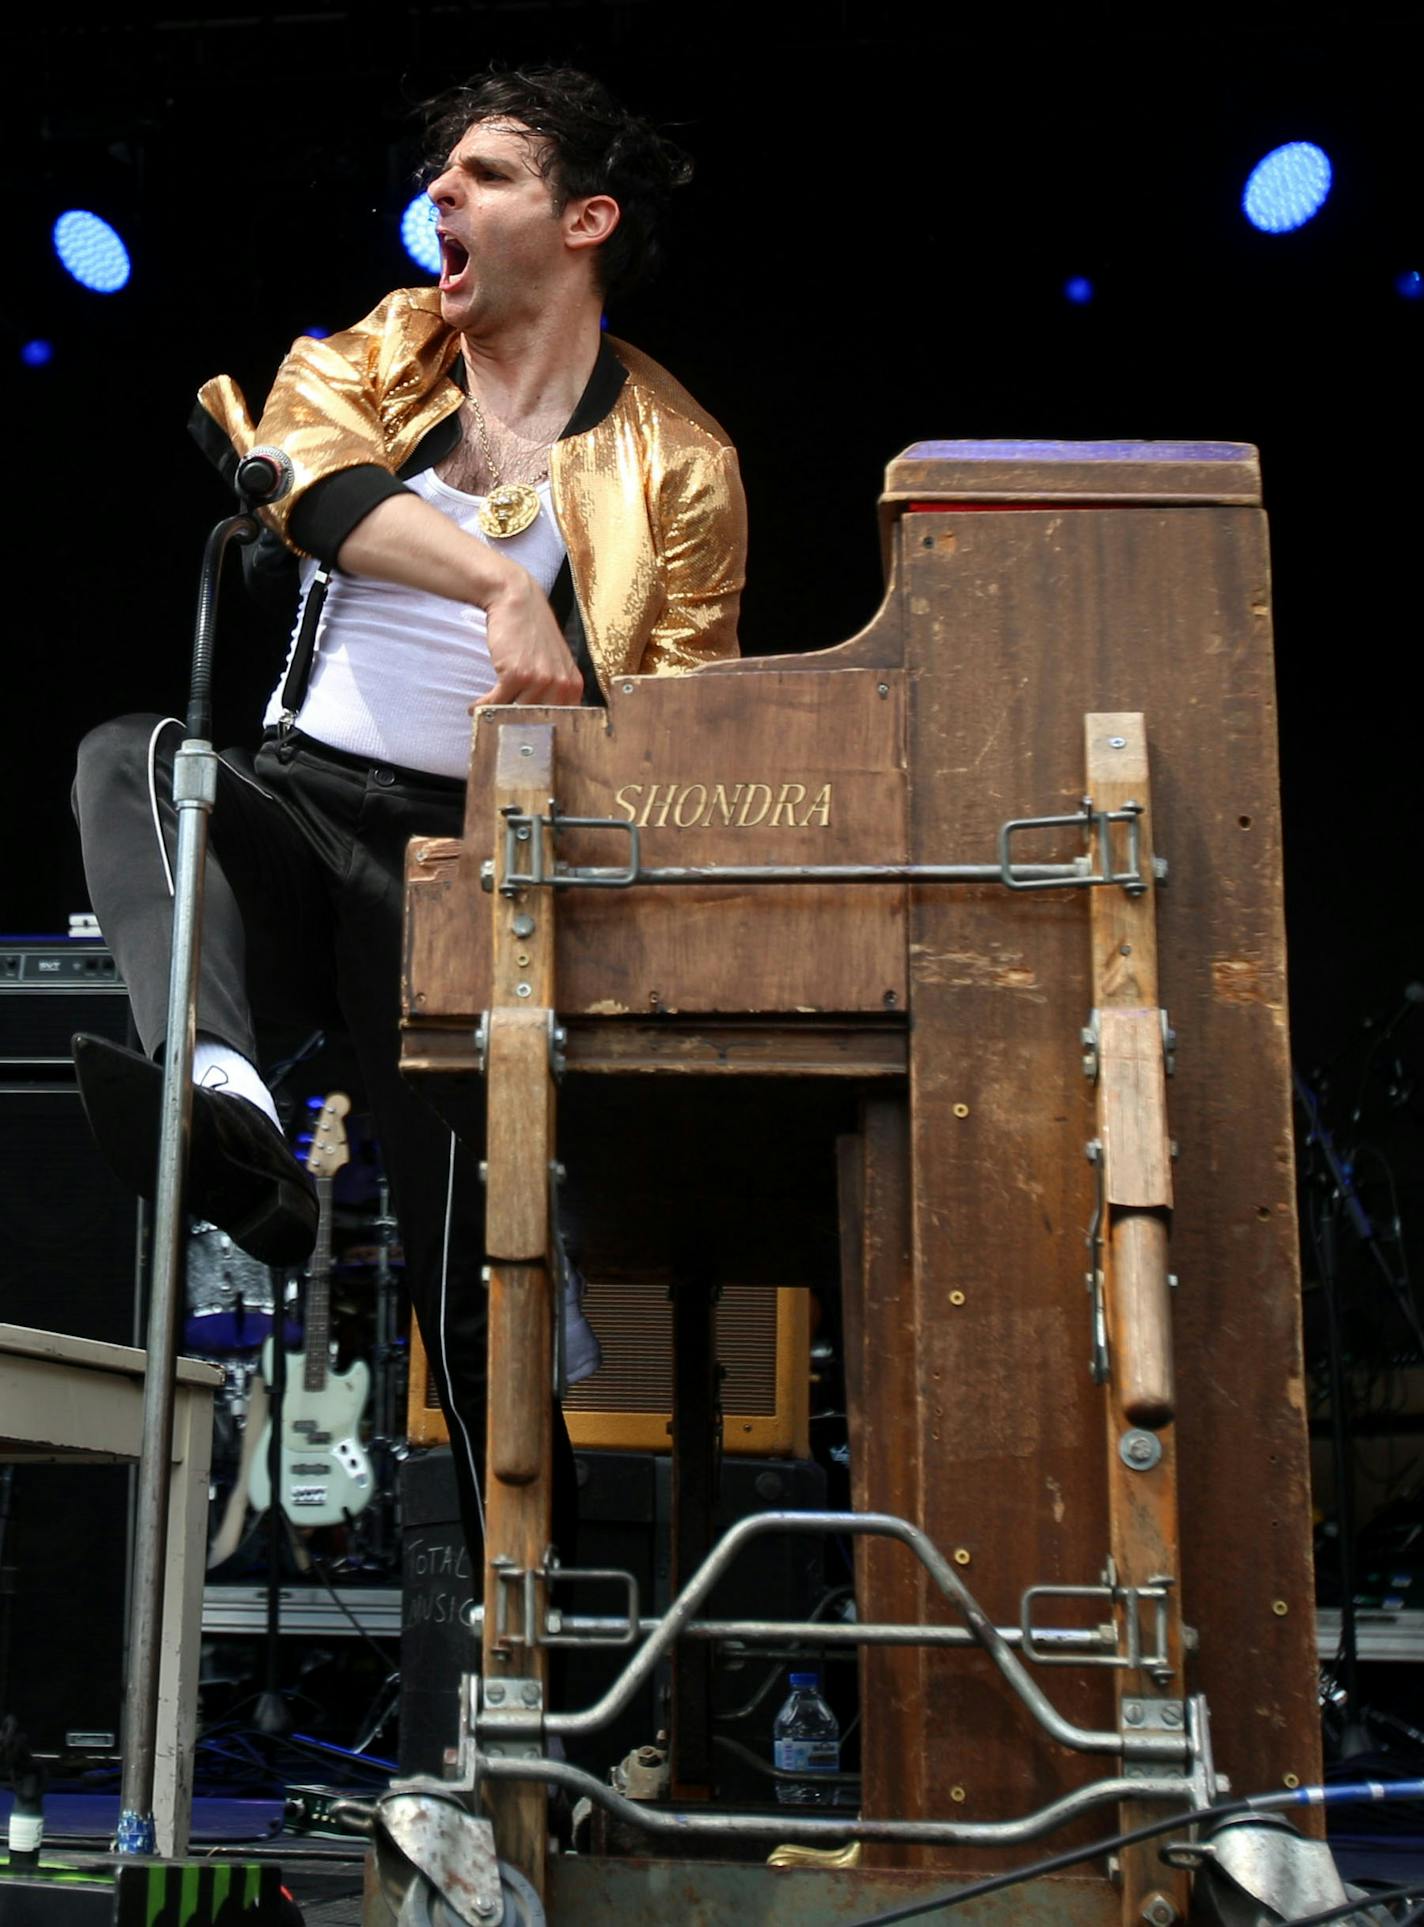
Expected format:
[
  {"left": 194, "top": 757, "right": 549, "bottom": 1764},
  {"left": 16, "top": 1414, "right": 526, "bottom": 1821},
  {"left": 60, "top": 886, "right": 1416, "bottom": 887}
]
[
  {"left": 1243, "top": 142, "right": 1332, "bottom": 234},
  {"left": 52, "top": 209, "right": 131, "bottom": 292},
  {"left": 1064, "top": 275, "right": 1094, "bottom": 304},
  {"left": 1397, "top": 270, "right": 1423, "bottom": 300},
  {"left": 401, "top": 193, "right": 441, "bottom": 276},
  {"left": 21, "top": 340, "right": 54, "bottom": 367}
]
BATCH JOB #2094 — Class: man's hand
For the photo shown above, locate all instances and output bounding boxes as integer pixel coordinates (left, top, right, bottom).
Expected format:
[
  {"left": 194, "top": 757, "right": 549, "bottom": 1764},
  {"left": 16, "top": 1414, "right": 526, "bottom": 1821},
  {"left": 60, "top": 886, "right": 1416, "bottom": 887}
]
[
  {"left": 475, "top": 561, "right": 584, "bottom": 708},
  {"left": 334, "top": 492, "right": 583, "bottom": 708}
]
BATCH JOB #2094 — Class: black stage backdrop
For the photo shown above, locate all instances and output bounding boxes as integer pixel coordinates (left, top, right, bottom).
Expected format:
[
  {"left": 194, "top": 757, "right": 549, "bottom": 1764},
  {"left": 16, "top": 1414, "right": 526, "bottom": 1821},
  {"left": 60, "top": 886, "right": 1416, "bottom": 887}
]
[{"left": 5, "top": 2, "right": 1420, "bottom": 1079}]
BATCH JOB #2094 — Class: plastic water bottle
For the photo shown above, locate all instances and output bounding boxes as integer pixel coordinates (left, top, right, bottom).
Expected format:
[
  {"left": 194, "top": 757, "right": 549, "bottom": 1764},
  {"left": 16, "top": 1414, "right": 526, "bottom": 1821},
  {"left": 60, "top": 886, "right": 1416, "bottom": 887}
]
[{"left": 772, "top": 1670, "right": 840, "bottom": 1805}]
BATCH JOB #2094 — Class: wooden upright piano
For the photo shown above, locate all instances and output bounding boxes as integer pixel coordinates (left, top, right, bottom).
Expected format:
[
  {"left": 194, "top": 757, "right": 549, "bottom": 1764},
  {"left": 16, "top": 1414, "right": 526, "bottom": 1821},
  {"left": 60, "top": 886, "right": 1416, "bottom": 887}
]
[{"left": 395, "top": 440, "right": 1318, "bottom": 1924}]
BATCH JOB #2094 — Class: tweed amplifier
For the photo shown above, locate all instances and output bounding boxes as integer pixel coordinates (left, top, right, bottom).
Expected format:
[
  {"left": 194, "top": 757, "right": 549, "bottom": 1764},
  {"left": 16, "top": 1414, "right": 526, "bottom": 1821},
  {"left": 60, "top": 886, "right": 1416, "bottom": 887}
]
[{"left": 407, "top": 1275, "right": 810, "bottom": 1458}]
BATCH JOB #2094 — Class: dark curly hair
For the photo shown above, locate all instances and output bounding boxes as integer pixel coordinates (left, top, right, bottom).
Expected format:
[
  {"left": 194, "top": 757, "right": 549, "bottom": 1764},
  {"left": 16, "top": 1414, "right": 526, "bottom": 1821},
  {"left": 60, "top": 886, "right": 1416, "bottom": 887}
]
[{"left": 422, "top": 67, "right": 692, "bottom": 301}]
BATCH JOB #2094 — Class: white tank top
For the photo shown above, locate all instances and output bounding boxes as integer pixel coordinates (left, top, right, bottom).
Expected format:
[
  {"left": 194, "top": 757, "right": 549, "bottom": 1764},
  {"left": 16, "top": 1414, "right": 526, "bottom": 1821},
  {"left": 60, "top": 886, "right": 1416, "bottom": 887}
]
[{"left": 263, "top": 468, "right": 568, "bottom": 780}]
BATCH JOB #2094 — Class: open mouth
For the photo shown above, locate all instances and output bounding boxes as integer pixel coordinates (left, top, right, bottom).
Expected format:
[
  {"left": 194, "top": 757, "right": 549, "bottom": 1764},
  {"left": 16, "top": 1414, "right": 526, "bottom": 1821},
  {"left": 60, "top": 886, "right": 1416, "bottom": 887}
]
[{"left": 438, "top": 233, "right": 470, "bottom": 290}]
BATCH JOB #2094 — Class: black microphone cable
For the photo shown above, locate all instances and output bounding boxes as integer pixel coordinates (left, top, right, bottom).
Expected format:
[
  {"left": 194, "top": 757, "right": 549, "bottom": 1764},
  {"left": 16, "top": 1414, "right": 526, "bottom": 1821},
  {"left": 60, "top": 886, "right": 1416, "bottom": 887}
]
[{"left": 842, "top": 1776, "right": 1424, "bottom": 1927}]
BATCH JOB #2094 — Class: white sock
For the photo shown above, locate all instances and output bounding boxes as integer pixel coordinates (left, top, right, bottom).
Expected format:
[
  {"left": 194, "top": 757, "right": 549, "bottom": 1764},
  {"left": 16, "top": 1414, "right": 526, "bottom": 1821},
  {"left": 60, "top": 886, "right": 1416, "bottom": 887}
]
[{"left": 192, "top": 1037, "right": 281, "bottom": 1130}]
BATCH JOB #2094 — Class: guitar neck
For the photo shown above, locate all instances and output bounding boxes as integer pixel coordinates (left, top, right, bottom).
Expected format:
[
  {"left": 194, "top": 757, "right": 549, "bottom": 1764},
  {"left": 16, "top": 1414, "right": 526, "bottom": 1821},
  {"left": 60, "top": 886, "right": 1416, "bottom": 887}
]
[{"left": 304, "top": 1174, "right": 334, "bottom": 1394}]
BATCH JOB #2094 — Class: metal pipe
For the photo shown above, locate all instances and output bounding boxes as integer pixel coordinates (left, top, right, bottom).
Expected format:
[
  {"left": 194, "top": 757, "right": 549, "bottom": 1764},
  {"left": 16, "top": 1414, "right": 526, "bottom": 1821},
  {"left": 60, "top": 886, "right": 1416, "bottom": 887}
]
[
  {"left": 539, "top": 1611, "right": 1111, "bottom": 1653},
  {"left": 478, "top": 1752, "right": 1194, "bottom": 1847},
  {"left": 512, "top": 1512, "right": 1185, "bottom": 1764},
  {"left": 559, "top": 861, "right": 1090, "bottom": 888},
  {"left": 115, "top": 747, "right": 213, "bottom": 1852},
  {"left": 115, "top": 511, "right": 254, "bottom": 1855}
]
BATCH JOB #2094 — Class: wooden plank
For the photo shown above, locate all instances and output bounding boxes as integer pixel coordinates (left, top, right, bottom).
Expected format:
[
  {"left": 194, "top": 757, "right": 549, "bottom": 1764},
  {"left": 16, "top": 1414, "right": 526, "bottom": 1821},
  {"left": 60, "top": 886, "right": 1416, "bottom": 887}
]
[
  {"left": 874, "top": 500, "right": 1316, "bottom": 1882},
  {"left": 404, "top": 669, "right": 908, "bottom": 1020},
  {"left": 839, "top": 1096, "right": 936, "bottom": 1871},
  {"left": 481, "top": 719, "right": 558, "bottom": 1894},
  {"left": 883, "top": 439, "right": 1261, "bottom": 506},
  {"left": 405, "top": 1018, "right": 908, "bottom": 1081},
  {"left": 1086, "top": 716, "right": 1186, "bottom": 1927}
]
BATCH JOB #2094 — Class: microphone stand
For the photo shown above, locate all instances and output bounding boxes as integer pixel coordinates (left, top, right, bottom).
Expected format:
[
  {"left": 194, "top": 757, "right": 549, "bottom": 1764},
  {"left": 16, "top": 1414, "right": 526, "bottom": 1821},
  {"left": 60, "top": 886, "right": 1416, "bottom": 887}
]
[{"left": 114, "top": 466, "right": 276, "bottom": 1854}]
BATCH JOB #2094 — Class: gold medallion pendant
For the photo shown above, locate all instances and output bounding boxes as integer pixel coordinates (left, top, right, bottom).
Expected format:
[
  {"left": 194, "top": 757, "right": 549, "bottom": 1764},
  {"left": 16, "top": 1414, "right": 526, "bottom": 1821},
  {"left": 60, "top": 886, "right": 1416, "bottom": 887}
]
[{"left": 477, "top": 482, "right": 542, "bottom": 540}]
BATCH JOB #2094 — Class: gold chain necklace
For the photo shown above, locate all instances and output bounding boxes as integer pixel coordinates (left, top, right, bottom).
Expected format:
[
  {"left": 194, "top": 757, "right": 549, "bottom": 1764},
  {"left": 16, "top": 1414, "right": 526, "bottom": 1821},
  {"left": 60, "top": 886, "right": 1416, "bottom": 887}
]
[{"left": 465, "top": 387, "right": 546, "bottom": 539}]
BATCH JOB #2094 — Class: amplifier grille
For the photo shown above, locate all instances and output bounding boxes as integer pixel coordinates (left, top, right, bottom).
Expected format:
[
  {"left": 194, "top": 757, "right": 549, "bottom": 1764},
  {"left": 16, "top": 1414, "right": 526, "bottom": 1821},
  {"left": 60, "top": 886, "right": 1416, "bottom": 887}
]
[{"left": 410, "top": 1275, "right": 808, "bottom": 1457}]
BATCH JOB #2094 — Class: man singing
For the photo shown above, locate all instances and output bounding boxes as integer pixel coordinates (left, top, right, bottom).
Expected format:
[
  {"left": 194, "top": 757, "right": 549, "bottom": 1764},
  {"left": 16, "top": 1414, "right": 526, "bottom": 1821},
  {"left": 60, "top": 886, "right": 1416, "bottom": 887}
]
[{"left": 73, "top": 66, "right": 747, "bottom": 1560}]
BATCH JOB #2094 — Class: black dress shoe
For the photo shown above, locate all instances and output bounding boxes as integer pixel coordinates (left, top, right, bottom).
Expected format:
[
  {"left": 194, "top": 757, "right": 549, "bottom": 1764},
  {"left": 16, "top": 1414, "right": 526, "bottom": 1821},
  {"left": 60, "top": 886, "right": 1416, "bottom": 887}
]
[{"left": 72, "top": 1033, "right": 318, "bottom": 1267}]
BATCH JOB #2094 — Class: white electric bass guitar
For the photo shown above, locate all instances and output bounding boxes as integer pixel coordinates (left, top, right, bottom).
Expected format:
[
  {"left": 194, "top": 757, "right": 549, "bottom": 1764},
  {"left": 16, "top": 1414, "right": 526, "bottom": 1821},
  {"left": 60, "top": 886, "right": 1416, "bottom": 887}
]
[{"left": 246, "top": 1093, "right": 373, "bottom": 1528}]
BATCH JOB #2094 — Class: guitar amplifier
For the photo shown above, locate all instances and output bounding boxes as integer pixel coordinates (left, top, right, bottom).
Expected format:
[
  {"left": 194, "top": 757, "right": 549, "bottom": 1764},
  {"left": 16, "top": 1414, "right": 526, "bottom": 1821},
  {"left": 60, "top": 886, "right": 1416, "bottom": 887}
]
[
  {"left": 0, "top": 940, "right": 137, "bottom": 1755},
  {"left": 407, "top": 1276, "right": 810, "bottom": 1458},
  {"left": 0, "top": 941, "right": 140, "bottom": 1344},
  {"left": 0, "top": 940, "right": 131, "bottom": 1077}
]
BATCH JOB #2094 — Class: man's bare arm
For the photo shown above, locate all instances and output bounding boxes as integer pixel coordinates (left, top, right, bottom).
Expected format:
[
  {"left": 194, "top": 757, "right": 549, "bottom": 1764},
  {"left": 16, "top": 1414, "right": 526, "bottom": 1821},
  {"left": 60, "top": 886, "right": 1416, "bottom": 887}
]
[{"left": 335, "top": 492, "right": 583, "bottom": 707}]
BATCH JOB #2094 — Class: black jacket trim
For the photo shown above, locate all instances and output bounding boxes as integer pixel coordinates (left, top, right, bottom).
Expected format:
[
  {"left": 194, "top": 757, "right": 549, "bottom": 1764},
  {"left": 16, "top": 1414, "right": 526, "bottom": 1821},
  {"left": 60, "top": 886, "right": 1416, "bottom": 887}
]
[{"left": 289, "top": 464, "right": 410, "bottom": 564}]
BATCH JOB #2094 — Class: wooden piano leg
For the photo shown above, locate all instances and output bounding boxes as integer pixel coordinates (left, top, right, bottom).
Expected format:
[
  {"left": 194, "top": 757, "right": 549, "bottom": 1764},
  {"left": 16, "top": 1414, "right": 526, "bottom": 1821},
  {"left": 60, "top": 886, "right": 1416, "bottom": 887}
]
[
  {"left": 1086, "top": 714, "right": 1188, "bottom": 1927},
  {"left": 481, "top": 720, "right": 559, "bottom": 1898}
]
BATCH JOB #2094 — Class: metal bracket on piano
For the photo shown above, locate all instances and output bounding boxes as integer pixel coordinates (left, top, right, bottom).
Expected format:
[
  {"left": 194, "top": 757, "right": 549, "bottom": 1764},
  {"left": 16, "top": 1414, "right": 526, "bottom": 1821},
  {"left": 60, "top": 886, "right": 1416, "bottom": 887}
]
[
  {"left": 480, "top": 796, "right": 1162, "bottom": 896},
  {"left": 1022, "top": 1568, "right": 1176, "bottom": 1679},
  {"left": 999, "top": 798, "right": 1149, "bottom": 894}
]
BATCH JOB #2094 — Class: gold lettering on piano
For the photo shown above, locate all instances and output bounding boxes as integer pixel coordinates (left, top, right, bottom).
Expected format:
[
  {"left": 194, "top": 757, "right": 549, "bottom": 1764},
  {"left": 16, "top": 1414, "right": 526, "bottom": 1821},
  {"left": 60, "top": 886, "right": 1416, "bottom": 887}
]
[{"left": 611, "top": 781, "right": 834, "bottom": 830}]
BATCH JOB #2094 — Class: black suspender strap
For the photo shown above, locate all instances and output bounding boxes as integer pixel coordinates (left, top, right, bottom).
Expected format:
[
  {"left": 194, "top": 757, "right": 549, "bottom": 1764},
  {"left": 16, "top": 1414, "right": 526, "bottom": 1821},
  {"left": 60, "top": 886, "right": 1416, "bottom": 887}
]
[{"left": 277, "top": 564, "right": 332, "bottom": 732}]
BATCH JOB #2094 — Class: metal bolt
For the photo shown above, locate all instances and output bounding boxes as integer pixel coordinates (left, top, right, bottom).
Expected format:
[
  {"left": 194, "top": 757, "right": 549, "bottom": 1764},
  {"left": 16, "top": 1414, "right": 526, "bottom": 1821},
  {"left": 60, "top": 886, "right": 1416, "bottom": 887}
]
[
  {"left": 1120, "top": 1428, "right": 1163, "bottom": 1471},
  {"left": 1141, "top": 1896, "right": 1177, "bottom": 1927},
  {"left": 521, "top": 1682, "right": 541, "bottom": 1707},
  {"left": 487, "top": 1683, "right": 506, "bottom": 1705},
  {"left": 621, "top": 681, "right": 635, "bottom": 694},
  {"left": 472, "top": 1898, "right": 499, "bottom": 1920},
  {"left": 1161, "top": 1703, "right": 1183, "bottom": 1728},
  {"left": 1123, "top": 1700, "right": 1144, "bottom": 1725},
  {"left": 1120, "top": 941, "right": 1132, "bottom": 955},
  {"left": 1109, "top": 736, "right": 1127, "bottom": 749},
  {"left": 519, "top": 744, "right": 534, "bottom": 758},
  {"left": 516, "top": 983, "right": 532, "bottom": 998},
  {"left": 877, "top": 682, "right": 890, "bottom": 698},
  {"left": 485, "top": 1745, "right": 505, "bottom": 1759},
  {"left": 512, "top": 913, "right": 535, "bottom": 937},
  {"left": 478, "top": 1161, "right": 488, "bottom": 1184}
]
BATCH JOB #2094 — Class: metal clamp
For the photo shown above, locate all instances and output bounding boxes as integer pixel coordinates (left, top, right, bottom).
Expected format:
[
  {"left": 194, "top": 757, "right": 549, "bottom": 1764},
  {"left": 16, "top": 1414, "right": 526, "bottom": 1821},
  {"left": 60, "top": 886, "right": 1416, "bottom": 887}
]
[
  {"left": 542, "top": 1564, "right": 642, "bottom": 1648},
  {"left": 491, "top": 803, "right": 641, "bottom": 896},
  {"left": 480, "top": 1675, "right": 544, "bottom": 1763},
  {"left": 489, "top": 1555, "right": 545, "bottom": 1654},
  {"left": 999, "top": 797, "right": 1145, "bottom": 894},
  {"left": 1022, "top": 1572, "right": 1174, "bottom": 1677}
]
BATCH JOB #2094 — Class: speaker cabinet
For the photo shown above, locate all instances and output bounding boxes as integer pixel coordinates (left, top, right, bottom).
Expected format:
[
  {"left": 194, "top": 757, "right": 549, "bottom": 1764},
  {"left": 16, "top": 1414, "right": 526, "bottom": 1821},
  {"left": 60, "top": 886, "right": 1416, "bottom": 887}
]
[
  {"left": 407, "top": 1276, "right": 809, "bottom": 1458},
  {"left": 0, "top": 945, "right": 141, "bottom": 1344},
  {"left": 0, "top": 945, "right": 137, "bottom": 1754}
]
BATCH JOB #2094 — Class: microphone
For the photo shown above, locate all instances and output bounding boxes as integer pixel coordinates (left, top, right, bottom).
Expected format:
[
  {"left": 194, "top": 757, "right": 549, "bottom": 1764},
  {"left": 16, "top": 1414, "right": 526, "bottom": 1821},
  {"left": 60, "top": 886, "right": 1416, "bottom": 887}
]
[{"left": 235, "top": 445, "right": 294, "bottom": 505}]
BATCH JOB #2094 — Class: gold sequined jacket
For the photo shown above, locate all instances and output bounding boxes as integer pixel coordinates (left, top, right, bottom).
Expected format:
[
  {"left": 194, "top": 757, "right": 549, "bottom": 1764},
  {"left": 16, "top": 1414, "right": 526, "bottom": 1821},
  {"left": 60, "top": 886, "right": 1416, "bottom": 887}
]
[{"left": 194, "top": 287, "right": 745, "bottom": 696}]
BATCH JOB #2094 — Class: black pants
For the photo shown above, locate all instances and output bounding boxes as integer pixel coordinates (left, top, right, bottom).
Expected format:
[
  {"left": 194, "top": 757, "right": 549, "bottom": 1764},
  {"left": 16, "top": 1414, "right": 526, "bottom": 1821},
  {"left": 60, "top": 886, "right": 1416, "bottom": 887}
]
[{"left": 73, "top": 714, "right": 575, "bottom": 1564}]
